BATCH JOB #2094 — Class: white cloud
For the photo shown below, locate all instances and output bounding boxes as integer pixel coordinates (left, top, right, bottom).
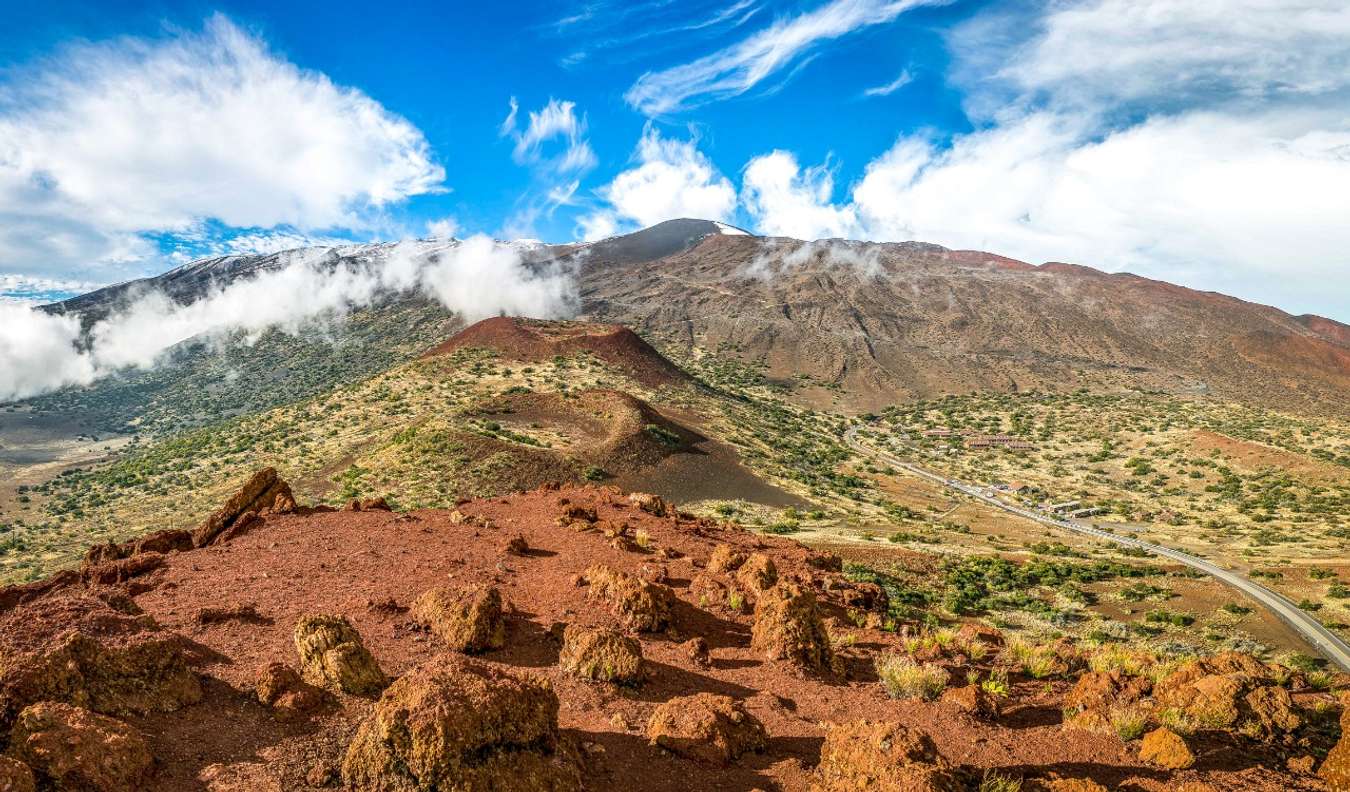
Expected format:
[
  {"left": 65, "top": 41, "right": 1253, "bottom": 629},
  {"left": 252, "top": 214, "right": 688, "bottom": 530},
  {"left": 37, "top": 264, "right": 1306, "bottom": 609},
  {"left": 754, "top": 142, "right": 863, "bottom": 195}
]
[
  {"left": 578, "top": 126, "right": 737, "bottom": 239},
  {"left": 739, "top": 0, "right": 1350, "bottom": 318},
  {"left": 425, "top": 217, "right": 461, "bottom": 239},
  {"left": 998, "top": 0, "right": 1350, "bottom": 112},
  {"left": 741, "top": 151, "right": 862, "bottom": 240},
  {"left": 625, "top": 0, "right": 938, "bottom": 115},
  {"left": 0, "top": 236, "right": 576, "bottom": 401},
  {"left": 862, "top": 69, "right": 913, "bottom": 97},
  {"left": 502, "top": 98, "right": 597, "bottom": 175},
  {"left": 0, "top": 274, "right": 101, "bottom": 305},
  {"left": 0, "top": 15, "right": 444, "bottom": 280}
]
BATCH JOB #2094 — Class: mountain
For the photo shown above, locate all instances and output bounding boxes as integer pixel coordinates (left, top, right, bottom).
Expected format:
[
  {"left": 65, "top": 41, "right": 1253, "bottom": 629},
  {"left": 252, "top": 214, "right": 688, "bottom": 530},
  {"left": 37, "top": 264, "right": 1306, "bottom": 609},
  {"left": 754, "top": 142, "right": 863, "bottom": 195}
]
[
  {"left": 576, "top": 223, "right": 1350, "bottom": 416},
  {"left": 38, "top": 219, "right": 1349, "bottom": 424}
]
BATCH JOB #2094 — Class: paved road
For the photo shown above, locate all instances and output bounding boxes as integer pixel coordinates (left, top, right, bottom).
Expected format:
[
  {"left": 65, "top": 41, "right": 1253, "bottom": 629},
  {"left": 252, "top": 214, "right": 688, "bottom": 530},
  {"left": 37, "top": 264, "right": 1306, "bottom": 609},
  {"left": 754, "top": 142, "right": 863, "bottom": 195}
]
[{"left": 844, "top": 426, "right": 1350, "bottom": 672}]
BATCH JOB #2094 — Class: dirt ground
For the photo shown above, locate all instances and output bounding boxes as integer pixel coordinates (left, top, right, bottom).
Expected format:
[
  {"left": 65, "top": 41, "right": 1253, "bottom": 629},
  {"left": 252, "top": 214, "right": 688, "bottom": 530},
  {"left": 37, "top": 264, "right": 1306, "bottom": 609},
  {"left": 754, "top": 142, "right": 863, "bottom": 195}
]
[{"left": 0, "top": 484, "right": 1309, "bottom": 791}]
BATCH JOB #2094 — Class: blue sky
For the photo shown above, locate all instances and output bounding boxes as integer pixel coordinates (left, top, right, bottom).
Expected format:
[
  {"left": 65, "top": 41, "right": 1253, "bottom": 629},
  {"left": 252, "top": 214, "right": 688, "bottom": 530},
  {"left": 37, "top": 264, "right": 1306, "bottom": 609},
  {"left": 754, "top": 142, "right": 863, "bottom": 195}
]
[{"left": 2, "top": 0, "right": 1348, "bottom": 320}]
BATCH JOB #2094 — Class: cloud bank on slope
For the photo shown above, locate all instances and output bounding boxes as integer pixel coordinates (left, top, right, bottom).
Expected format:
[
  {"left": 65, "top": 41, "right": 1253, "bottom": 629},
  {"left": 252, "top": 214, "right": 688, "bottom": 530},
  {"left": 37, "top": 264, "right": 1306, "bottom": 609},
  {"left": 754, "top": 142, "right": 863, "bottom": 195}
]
[{"left": 0, "top": 237, "right": 575, "bottom": 402}]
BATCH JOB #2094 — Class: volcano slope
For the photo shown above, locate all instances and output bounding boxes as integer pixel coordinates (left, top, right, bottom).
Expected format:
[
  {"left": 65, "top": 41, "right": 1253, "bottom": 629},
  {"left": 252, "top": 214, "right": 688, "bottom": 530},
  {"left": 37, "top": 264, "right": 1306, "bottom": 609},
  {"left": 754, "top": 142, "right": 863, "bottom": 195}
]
[
  {"left": 0, "top": 478, "right": 1342, "bottom": 791},
  {"left": 574, "top": 222, "right": 1350, "bottom": 417},
  {"left": 2, "top": 317, "right": 805, "bottom": 582}
]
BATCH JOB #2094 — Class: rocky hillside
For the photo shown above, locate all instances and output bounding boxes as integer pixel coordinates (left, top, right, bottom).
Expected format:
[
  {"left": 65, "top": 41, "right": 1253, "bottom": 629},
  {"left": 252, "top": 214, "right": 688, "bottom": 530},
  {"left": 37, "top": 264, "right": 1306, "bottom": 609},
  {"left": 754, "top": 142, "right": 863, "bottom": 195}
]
[
  {"left": 0, "top": 473, "right": 1343, "bottom": 790},
  {"left": 576, "top": 223, "right": 1350, "bottom": 416},
  {"left": 28, "top": 219, "right": 1349, "bottom": 438}
]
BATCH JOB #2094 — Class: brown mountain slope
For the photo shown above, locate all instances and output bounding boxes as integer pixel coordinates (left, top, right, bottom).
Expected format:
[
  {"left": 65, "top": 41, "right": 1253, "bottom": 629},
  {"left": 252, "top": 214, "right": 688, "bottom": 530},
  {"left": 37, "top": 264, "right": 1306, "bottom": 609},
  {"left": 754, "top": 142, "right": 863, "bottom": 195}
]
[{"left": 575, "top": 226, "right": 1350, "bottom": 415}]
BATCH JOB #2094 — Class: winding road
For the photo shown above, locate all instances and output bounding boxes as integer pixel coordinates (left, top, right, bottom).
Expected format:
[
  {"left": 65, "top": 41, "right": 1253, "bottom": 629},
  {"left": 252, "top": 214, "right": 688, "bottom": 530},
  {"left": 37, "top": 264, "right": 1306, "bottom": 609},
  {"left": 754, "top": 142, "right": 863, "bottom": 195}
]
[{"left": 844, "top": 426, "right": 1350, "bottom": 672}]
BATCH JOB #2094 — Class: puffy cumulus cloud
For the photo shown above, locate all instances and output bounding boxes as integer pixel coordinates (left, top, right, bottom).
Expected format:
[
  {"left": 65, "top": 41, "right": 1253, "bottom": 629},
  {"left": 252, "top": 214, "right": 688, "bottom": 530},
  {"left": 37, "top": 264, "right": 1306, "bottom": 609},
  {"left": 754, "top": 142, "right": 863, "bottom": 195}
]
[
  {"left": 739, "top": 0, "right": 1350, "bottom": 318},
  {"left": 625, "top": 0, "right": 938, "bottom": 115},
  {"left": 425, "top": 217, "right": 461, "bottom": 239},
  {"left": 578, "top": 126, "right": 736, "bottom": 240},
  {"left": 0, "top": 15, "right": 444, "bottom": 279},
  {"left": 0, "top": 237, "right": 576, "bottom": 401},
  {"left": 851, "top": 112, "right": 1350, "bottom": 293},
  {"left": 741, "top": 151, "right": 862, "bottom": 240}
]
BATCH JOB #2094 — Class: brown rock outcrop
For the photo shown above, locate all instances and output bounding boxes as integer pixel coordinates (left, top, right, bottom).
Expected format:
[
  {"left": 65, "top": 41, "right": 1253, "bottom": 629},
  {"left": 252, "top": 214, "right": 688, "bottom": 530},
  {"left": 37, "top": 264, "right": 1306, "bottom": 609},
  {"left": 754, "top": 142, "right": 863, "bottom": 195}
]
[
  {"left": 646, "top": 693, "right": 766, "bottom": 766},
  {"left": 584, "top": 565, "right": 673, "bottom": 632},
  {"left": 193, "top": 468, "right": 295, "bottom": 547},
  {"left": 811, "top": 720, "right": 957, "bottom": 792},
  {"left": 559, "top": 625, "right": 643, "bottom": 684},
  {"left": 0, "top": 757, "right": 35, "bottom": 792},
  {"left": 1321, "top": 730, "right": 1350, "bottom": 791},
  {"left": 0, "top": 592, "right": 201, "bottom": 726},
  {"left": 1139, "top": 727, "right": 1195, "bottom": 770},
  {"left": 941, "top": 684, "right": 999, "bottom": 720},
  {"left": 255, "top": 662, "right": 327, "bottom": 720},
  {"left": 1065, "top": 669, "right": 1152, "bottom": 713},
  {"left": 751, "top": 583, "right": 833, "bottom": 672},
  {"left": 629, "top": 492, "right": 670, "bottom": 516},
  {"left": 706, "top": 544, "right": 746, "bottom": 574},
  {"left": 293, "top": 615, "right": 386, "bottom": 696},
  {"left": 735, "top": 553, "right": 778, "bottom": 593},
  {"left": 342, "top": 656, "right": 581, "bottom": 791},
  {"left": 6, "top": 702, "right": 153, "bottom": 792},
  {"left": 411, "top": 585, "right": 506, "bottom": 653}
]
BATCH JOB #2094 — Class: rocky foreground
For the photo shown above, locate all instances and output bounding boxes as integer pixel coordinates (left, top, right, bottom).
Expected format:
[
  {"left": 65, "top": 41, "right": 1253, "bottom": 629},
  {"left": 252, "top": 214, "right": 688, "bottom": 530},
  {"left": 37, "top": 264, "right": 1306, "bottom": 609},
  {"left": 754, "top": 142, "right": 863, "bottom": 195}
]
[{"left": 0, "top": 470, "right": 1345, "bottom": 790}]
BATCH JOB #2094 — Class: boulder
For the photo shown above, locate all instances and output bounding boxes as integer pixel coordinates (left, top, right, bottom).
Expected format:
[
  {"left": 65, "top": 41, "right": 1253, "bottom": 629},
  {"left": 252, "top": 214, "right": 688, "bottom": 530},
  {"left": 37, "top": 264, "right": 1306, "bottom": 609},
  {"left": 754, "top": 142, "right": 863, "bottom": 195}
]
[
  {"left": 1321, "top": 730, "right": 1350, "bottom": 791},
  {"left": 132, "top": 528, "right": 195, "bottom": 557},
  {"left": 751, "top": 584, "right": 833, "bottom": 672},
  {"left": 1139, "top": 727, "right": 1195, "bottom": 770},
  {"left": 583, "top": 565, "right": 673, "bottom": 632},
  {"left": 1244, "top": 684, "right": 1300, "bottom": 735},
  {"left": 628, "top": 492, "right": 670, "bottom": 516},
  {"left": 810, "top": 720, "right": 957, "bottom": 792},
  {"left": 1155, "top": 656, "right": 1300, "bottom": 737},
  {"left": 838, "top": 582, "right": 888, "bottom": 615},
  {"left": 684, "top": 637, "right": 711, "bottom": 669},
  {"left": 0, "top": 757, "right": 34, "bottom": 792},
  {"left": 193, "top": 468, "right": 295, "bottom": 547},
  {"left": 0, "top": 592, "right": 201, "bottom": 726},
  {"left": 706, "top": 544, "right": 746, "bottom": 575},
  {"left": 412, "top": 585, "right": 506, "bottom": 653},
  {"left": 6, "top": 702, "right": 153, "bottom": 792},
  {"left": 80, "top": 553, "right": 166, "bottom": 586},
  {"left": 646, "top": 693, "right": 766, "bottom": 766},
  {"left": 735, "top": 554, "right": 778, "bottom": 593},
  {"left": 1065, "top": 670, "right": 1152, "bottom": 714},
  {"left": 342, "top": 656, "right": 581, "bottom": 792},
  {"left": 293, "top": 615, "right": 387, "bottom": 696},
  {"left": 1158, "top": 672, "right": 1243, "bottom": 729},
  {"left": 81, "top": 529, "right": 193, "bottom": 571},
  {"left": 255, "top": 662, "right": 327, "bottom": 721},
  {"left": 558, "top": 625, "right": 643, "bottom": 684},
  {"left": 940, "top": 684, "right": 999, "bottom": 720}
]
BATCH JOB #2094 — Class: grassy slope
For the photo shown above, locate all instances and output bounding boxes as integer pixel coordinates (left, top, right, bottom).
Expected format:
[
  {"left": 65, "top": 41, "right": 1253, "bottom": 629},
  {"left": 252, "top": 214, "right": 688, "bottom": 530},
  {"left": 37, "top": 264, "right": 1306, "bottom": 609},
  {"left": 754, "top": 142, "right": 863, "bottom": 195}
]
[{"left": 3, "top": 323, "right": 1346, "bottom": 663}]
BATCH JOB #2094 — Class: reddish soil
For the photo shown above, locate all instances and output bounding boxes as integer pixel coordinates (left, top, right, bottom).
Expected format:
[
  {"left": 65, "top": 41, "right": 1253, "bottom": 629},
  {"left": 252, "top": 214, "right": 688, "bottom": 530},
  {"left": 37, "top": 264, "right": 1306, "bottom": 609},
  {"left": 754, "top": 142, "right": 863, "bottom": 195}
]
[
  {"left": 424, "top": 316, "right": 691, "bottom": 387},
  {"left": 0, "top": 485, "right": 1329, "bottom": 791}
]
